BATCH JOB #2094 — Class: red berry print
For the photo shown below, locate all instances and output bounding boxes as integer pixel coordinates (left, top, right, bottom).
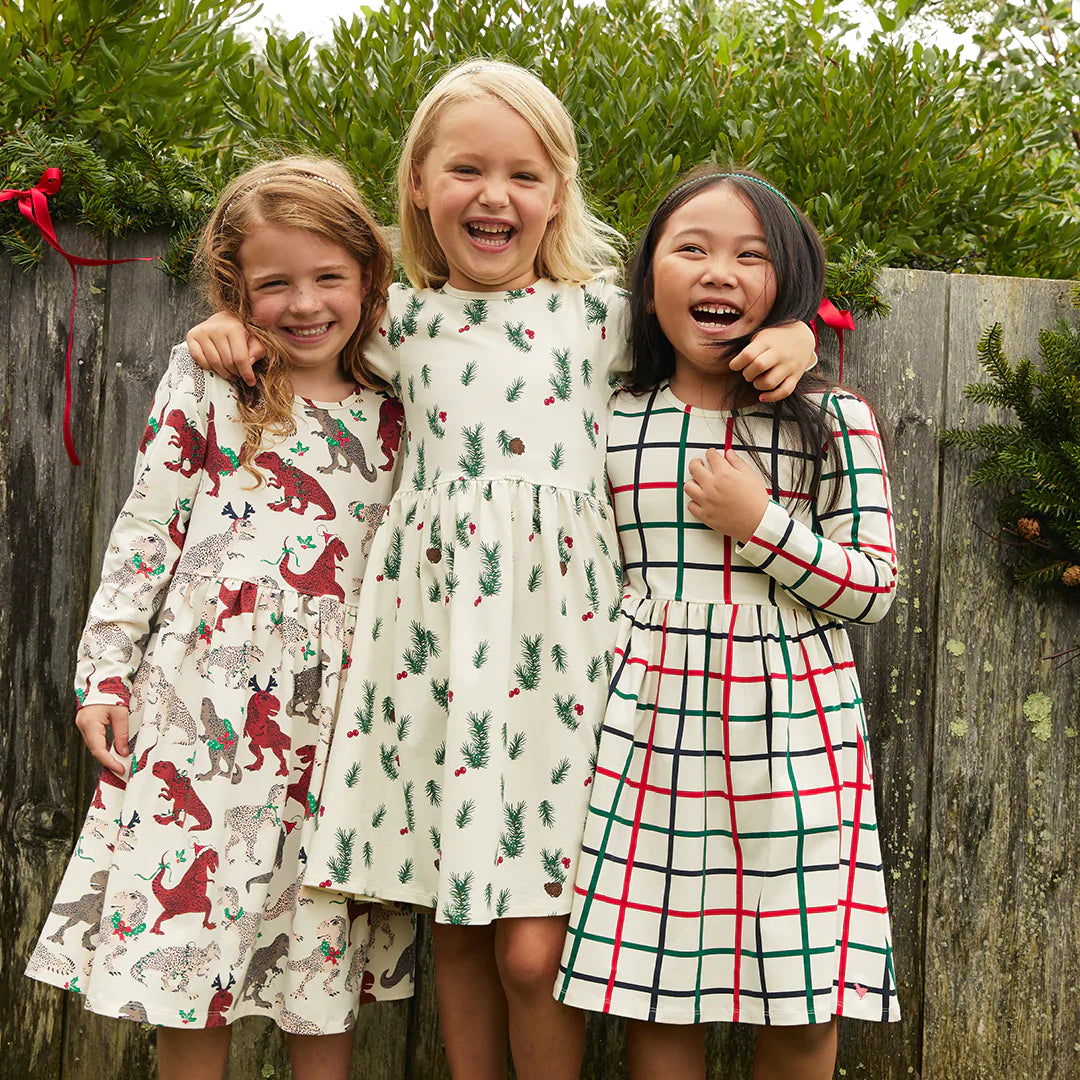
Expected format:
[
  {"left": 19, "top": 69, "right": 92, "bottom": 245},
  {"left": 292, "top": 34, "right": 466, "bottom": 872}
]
[
  {"left": 584, "top": 776, "right": 592, "bottom": 786},
  {"left": 528, "top": 533, "right": 534, "bottom": 541},
  {"left": 594, "top": 422, "right": 600, "bottom": 434},
  {"left": 397, "top": 597, "right": 402, "bottom": 608},
  {"left": 474, "top": 597, "right": 481, "bottom": 607},
  {"left": 347, "top": 729, "right": 358, "bottom": 738},
  {"left": 379, "top": 328, "right": 387, "bottom": 336},
  {"left": 601, "top": 326, "right": 607, "bottom": 339},
  {"left": 565, "top": 537, "right": 573, "bottom": 548},
  {"left": 448, "top": 691, "right": 453, "bottom": 702},
  {"left": 562, "top": 856, "right": 571, "bottom": 869},
  {"left": 525, "top": 329, "right": 535, "bottom": 339},
  {"left": 418, "top": 522, "right": 424, "bottom": 531},
  {"left": 400, "top": 828, "right": 409, "bottom": 835},
  {"left": 469, "top": 522, "right": 476, "bottom": 534},
  {"left": 497, "top": 856, "right": 504, "bottom": 865},
  {"left": 439, "top": 411, "right": 447, "bottom": 421},
  {"left": 526, "top": 287, "right": 535, "bottom": 294},
  {"left": 320, "top": 879, "right": 332, "bottom": 888},
  {"left": 376, "top": 575, "right": 383, "bottom": 582},
  {"left": 574, "top": 703, "right": 584, "bottom": 716}
]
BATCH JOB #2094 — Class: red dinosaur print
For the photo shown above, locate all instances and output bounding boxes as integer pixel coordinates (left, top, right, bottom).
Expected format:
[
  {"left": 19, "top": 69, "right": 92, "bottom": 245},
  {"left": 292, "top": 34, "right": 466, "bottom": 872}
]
[
  {"left": 254, "top": 451, "right": 336, "bottom": 521},
  {"left": 90, "top": 744, "right": 152, "bottom": 809},
  {"left": 377, "top": 396, "right": 405, "bottom": 472},
  {"left": 285, "top": 744, "right": 317, "bottom": 818},
  {"left": 151, "top": 760, "right": 213, "bottom": 832},
  {"left": 140, "top": 401, "right": 167, "bottom": 455},
  {"left": 215, "top": 580, "right": 258, "bottom": 632},
  {"left": 243, "top": 674, "right": 290, "bottom": 776},
  {"left": 163, "top": 403, "right": 233, "bottom": 496},
  {"left": 150, "top": 844, "right": 219, "bottom": 934},
  {"left": 207, "top": 973, "right": 235, "bottom": 1027},
  {"left": 278, "top": 533, "right": 348, "bottom": 601},
  {"left": 94, "top": 676, "right": 131, "bottom": 708}
]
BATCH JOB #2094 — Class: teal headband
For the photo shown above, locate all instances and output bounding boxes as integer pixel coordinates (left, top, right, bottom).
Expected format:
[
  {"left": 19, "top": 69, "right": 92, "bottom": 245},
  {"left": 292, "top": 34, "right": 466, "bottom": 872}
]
[{"left": 660, "top": 172, "right": 802, "bottom": 224}]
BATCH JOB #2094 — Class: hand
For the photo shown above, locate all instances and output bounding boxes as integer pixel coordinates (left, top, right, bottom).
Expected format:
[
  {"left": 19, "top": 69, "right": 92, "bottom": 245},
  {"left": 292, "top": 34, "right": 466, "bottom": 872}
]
[
  {"left": 728, "top": 320, "right": 816, "bottom": 402},
  {"left": 75, "top": 704, "right": 131, "bottom": 777},
  {"left": 185, "top": 311, "right": 263, "bottom": 386},
  {"left": 684, "top": 448, "right": 769, "bottom": 543}
]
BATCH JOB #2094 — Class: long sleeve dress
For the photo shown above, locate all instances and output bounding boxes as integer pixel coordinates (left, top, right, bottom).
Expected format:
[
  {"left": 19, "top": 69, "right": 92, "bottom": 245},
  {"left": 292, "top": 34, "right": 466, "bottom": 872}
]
[
  {"left": 556, "top": 383, "right": 901, "bottom": 1027},
  {"left": 304, "top": 280, "right": 628, "bottom": 925},
  {"left": 26, "top": 347, "right": 415, "bottom": 1032}
]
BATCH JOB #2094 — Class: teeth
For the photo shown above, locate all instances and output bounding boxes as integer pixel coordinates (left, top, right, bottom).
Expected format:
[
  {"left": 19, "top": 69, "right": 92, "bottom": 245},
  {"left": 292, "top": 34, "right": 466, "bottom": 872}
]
[
  {"left": 470, "top": 222, "right": 513, "bottom": 234},
  {"left": 692, "top": 304, "right": 739, "bottom": 316},
  {"left": 288, "top": 324, "right": 331, "bottom": 337}
]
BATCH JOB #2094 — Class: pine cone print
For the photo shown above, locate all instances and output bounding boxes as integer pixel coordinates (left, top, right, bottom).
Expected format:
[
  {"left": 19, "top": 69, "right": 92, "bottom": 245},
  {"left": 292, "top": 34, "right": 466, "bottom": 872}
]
[
  {"left": 1016, "top": 517, "right": 1040, "bottom": 540},
  {"left": 559, "top": 562, "right": 568, "bottom": 576},
  {"left": 544, "top": 881, "right": 563, "bottom": 898},
  {"left": 509, "top": 437, "right": 525, "bottom": 455},
  {"left": 426, "top": 547, "right": 442, "bottom": 564},
  {"left": 1063, "top": 565, "right": 1080, "bottom": 586}
]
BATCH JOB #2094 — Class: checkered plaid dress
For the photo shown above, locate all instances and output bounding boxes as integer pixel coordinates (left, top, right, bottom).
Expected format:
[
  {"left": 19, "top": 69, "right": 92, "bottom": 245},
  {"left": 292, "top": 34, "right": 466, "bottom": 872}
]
[{"left": 556, "top": 383, "right": 900, "bottom": 1027}]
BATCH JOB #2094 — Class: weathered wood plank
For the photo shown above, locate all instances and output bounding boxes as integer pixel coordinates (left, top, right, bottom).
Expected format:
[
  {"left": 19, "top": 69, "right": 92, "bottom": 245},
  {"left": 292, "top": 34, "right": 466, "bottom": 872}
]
[
  {"left": 0, "top": 227, "right": 110, "bottom": 1078},
  {"left": 924, "top": 274, "right": 1079, "bottom": 1080}
]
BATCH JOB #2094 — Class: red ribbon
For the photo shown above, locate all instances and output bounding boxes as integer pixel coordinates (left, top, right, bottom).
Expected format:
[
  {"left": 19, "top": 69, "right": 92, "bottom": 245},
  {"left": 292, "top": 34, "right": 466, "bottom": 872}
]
[
  {"left": 1, "top": 168, "right": 155, "bottom": 465},
  {"left": 815, "top": 297, "right": 856, "bottom": 383}
]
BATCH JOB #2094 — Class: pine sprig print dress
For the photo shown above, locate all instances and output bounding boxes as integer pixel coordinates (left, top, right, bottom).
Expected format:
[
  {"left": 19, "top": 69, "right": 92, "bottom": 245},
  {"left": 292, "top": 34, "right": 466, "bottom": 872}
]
[
  {"left": 305, "top": 281, "right": 627, "bottom": 924},
  {"left": 556, "top": 384, "right": 900, "bottom": 1027},
  {"left": 26, "top": 347, "right": 415, "bottom": 1032}
]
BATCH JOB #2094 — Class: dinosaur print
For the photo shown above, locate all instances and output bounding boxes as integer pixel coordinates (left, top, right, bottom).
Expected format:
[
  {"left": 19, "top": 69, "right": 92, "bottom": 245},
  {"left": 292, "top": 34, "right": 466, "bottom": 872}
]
[
  {"left": 149, "top": 845, "right": 219, "bottom": 935},
  {"left": 279, "top": 534, "right": 348, "bottom": 601},
  {"left": 376, "top": 396, "right": 405, "bottom": 472},
  {"left": 304, "top": 404, "right": 377, "bottom": 481},
  {"left": 151, "top": 761, "right": 213, "bottom": 831},
  {"left": 255, "top": 451, "right": 336, "bottom": 521}
]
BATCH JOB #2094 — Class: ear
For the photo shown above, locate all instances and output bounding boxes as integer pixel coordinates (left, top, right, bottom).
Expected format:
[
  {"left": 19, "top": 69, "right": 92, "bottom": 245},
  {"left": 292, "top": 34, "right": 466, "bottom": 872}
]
[
  {"left": 547, "top": 178, "right": 568, "bottom": 222},
  {"left": 409, "top": 163, "right": 428, "bottom": 211}
]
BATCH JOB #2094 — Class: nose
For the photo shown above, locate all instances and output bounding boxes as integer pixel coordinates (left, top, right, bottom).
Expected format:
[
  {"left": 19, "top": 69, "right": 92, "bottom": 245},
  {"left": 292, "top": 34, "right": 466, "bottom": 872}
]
[
  {"left": 478, "top": 175, "right": 510, "bottom": 209},
  {"left": 701, "top": 256, "right": 737, "bottom": 287},
  {"left": 289, "top": 285, "right": 322, "bottom": 315}
]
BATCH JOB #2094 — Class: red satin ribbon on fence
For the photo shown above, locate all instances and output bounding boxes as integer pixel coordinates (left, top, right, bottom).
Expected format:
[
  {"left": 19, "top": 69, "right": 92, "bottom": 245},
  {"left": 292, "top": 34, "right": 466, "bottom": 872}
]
[
  {"left": 815, "top": 297, "right": 856, "bottom": 383},
  {"left": 0, "top": 168, "right": 155, "bottom": 465}
]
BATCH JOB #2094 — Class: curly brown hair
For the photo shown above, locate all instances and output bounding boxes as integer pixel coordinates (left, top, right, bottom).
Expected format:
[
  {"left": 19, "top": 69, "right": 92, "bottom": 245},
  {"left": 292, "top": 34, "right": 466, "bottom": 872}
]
[{"left": 192, "top": 156, "right": 392, "bottom": 482}]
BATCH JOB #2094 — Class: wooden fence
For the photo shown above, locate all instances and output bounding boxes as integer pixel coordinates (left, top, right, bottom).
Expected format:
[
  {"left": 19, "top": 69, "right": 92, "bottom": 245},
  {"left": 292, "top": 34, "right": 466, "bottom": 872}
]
[{"left": 1, "top": 231, "right": 1077, "bottom": 1079}]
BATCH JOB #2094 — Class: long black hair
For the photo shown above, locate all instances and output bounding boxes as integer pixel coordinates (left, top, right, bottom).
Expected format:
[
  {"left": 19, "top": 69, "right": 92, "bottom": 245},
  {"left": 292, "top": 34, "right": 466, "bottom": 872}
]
[{"left": 625, "top": 165, "right": 842, "bottom": 509}]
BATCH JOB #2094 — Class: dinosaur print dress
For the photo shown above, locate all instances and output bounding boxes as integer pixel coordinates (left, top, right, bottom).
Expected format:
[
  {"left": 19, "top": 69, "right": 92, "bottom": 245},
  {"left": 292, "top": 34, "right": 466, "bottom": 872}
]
[
  {"left": 305, "top": 281, "right": 628, "bottom": 925},
  {"left": 26, "top": 347, "right": 415, "bottom": 1033}
]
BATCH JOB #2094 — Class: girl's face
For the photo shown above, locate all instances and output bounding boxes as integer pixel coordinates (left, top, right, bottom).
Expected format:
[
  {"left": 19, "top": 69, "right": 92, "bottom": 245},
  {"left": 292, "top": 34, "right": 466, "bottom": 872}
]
[
  {"left": 410, "top": 96, "right": 563, "bottom": 292},
  {"left": 651, "top": 185, "right": 777, "bottom": 406},
  {"left": 239, "top": 224, "right": 368, "bottom": 381}
]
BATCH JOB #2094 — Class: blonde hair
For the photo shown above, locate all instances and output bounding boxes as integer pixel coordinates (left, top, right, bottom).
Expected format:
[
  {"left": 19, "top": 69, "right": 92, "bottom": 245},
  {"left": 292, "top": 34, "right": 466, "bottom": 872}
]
[
  {"left": 397, "top": 59, "right": 623, "bottom": 289},
  {"left": 193, "top": 156, "right": 392, "bottom": 482}
]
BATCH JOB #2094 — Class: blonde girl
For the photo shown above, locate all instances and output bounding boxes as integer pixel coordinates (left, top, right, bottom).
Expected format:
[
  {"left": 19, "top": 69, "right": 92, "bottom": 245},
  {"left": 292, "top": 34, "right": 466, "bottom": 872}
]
[
  {"left": 186, "top": 63, "right": 817, "bottom": 1080},
  {"left": 27, "top": 158, "right": 415, "bottom": 1080}
]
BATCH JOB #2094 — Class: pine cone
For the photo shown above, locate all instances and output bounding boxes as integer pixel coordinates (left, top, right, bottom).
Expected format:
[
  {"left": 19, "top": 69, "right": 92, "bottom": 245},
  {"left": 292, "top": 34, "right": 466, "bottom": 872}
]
[
  {"left": 508, "top": 437, "right": 525, "bottom": 455},
  {"left": 1063, "top": 565, "right": 1080, "bottom": 587},
  {"left": 544, "top": 881, "right": 563, "bottom": 898},
  {"left": 1017, "top": 517, "right": 1040, "bottom": 541},
  {"left": 426, "top": 547, "right": 442, "bottom": 564}
]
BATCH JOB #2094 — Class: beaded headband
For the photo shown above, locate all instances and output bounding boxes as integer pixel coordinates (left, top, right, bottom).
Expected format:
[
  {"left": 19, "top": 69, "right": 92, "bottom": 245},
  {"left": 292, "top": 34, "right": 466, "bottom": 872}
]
[
  {"left": 224, "top": 171, "right": 352, "bottom": 217},
  {"left": 659, "top": 172, "right": 801, "bottom": 224}
]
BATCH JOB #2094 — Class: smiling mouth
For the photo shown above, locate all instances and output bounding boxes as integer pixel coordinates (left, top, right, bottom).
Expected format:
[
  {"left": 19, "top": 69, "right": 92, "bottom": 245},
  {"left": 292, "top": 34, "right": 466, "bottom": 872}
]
[
  {"left": 284, "top": 323, "right": 333, "bottom": 338},
  {"left": 691, "top": 303, "right": 741, "bottom": 328},
  {"left": 466, "top": 221, "right": 515, "bottom": 247}
]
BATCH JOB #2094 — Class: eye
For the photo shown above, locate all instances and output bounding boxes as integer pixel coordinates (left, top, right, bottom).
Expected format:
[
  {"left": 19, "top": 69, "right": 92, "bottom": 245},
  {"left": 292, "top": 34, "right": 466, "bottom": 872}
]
[
  {"left": 318, "top": 273, "right": 344, "bottom": 282},
  {"left": 513, "top": 172, "right": 539, "bottom": 182},
  {"left": 258, "top": 279, "right": 287, "bottom": 289},
  {"left": 452, "top": 165, "right": 479, "bottom": 176},
  {"left": 677, "top": 244, "right": 706, "bottom": 255},
  {"left": 740, "top": 249, "right": 769, "bottom": 261}
]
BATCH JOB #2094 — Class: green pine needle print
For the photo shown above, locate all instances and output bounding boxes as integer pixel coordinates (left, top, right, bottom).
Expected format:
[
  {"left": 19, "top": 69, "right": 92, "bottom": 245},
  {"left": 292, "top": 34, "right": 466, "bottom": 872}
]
[
  {"left": 407, "top": 375, "right": 416, "bottom": 403},
  {"left": 427, "top": 314, "right": 443, "bottom": 338},
  {"left": 608, "top": 597, "right": 622, "bottom": 622},
  {"left": 344, "top": 762, "right": 361, "bottom": 788},
  {"left": 462, "top": 299, "right": 488, "bottom": 326},
  {"left": 425, "top": 779, "right": 441, "bottom": 807},
  {"left": 551, "top": 642, "right": 567, "bottom": 672},
  {"left": 495, "top": 888, "right": 511, "bottom": 918},
  {"left": 514, "top": 634, "right": 543, "bottom": 690},
  {"left": 503, "top": 321, "right": 532, "bottom": 352},
  {"left": 388, "top": 315, "right": 404, "bottom": 347},
  {"left": 547, "top": 293, "right": 562, "bottom": 313},
  {"left": 472, "top": 641, "right": 489, "bottom": 668},
  {"left": 326, "top": 828, "right": 356, "bottom": 884},
  {"left": 527, "top": 564, "right": 543, "bottom": 592},
  {"left": 372, "top": 616, "right": 383, "bottom": 642},
  {"left": 426, "top": 407, "right": 446, "bottom": 438},
  {"left": 398, "top": 859, "right": 414, "bottom": 884},
  {"left": 412, "top": 443, "right": 427, "bottom": 490},
  {"left": 586, "top": 655, "right": 604, "bottom": 683},
  {"left": 444, "top": 569, "right": 460, "bottom": 599},
  {"left": 421, "top": 363, "right": 432, "bottom": 387},
  {"left": 455, "top": 514, "right": 473, "bottom": 547},
  {"left": 460, "top": 360, "right": 478, "bottom": 386},
  {"left": 541, "top": 847, "right": 567, "bottom": 883},
  {"left": 434, "top": 741, "right": 446, "bottom": 766},
  {"left": 557, "top": 528, "right": 572, "bottom": 566},
  {"left": 428, "top": 581, "right": 442, "bottom": 604},
  {"left": 550, "top": 758, "right": 570, "bottom": 784},
  {"left": 404, "top": 781, "right": 415, "bottom": 831},
  {"left": 382, "top": 696, "right": 396, "bottom": 725},
  {"left": 429, "top": 825, "right": 441, "bottom": 851},
  {"left": 363, "top": 841, "right": 373, "bottom": 869},
  {"left": 397, "top": 715, "right": 411, "bottom": 742},
  {"left": 403, "top": 295, "right": 424, "bottom": 337},
  {"left": 580, "top": 357, "right": 593, "bottom": 387},
  {"left": 455, "top": 800, "right": 475, "bottom": 829},
  {"left": 443, "top": 871, "right": 473, "bottom": 924},
  {"left": 548, "top": 348, "right": 572, "bottom": 400},
  {"left": 582, "top": 409, "right": 598, "bottom": 448},
  {"left": 431, "top": 678, "right": 451, "bottom": 712},
  {"left": 583, "top": 290, "right": 608, "bottom": 326},
  {"left": 460, "top": 711, "right": 492, "bottom": 769},
  {"left": 382, "top": 528, "right": 403, "bottom": 580},
  {"left": 499, "top": 801, "right": 526, "bottom": 859},
  {"left": 506, "top": 377, "right": 526, "bottom": 402},
  {"left": 457, "top": 424, "right": 485, "bottom": 477},
  {"left": 371, "top": 805, "right": 387, "bottom": 828},
  {"left": 478, "top": 543, "right": 502, "bottom": 597},
  {"left": 506, "top": 731, "right": 526, "bottom": 760},
  {"left": 484, "top": 882, "right": 493, "bottom": 910},
  {"left": 380, "top": 743, "right": 399, "bottom": 781},
  {"left": 538, "top": 799, "right": 555, "bottom": 827},
  {"left": 356, "top": 681, "right": 376, "bottom": 733},
  {"left": 555, "top": 694, "right": 580, "bottom": 731},
  {"left": 585, "top": 559, "right": 600, "bottom": 611},
  {"left": 403, "top": 621, "right": 440, "bottom": 675},
  {"left": 550, "top": 443, "right": 564, "bottom": 471}
]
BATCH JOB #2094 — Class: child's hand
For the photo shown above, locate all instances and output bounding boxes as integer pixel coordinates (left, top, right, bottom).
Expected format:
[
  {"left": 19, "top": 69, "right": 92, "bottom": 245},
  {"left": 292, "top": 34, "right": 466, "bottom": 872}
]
[
  {"left": 185, "top": 312, "right": 263, "bottom": 386},
  {"left": 685, "top": 448, "right": 770, "bottom": 543},
  {"left": 75, "top": 704, "right": 131, "bottom": 777},
  {"left": 728, "top": 320, "right": 816, "bottom": 403}
]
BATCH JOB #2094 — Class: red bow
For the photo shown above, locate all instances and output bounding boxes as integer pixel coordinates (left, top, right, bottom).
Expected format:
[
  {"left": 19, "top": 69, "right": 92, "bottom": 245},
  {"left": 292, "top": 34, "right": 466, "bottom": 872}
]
[
  {"left": 815, "top": 297, "right": 856, "bottom": 383},
  {"left": 1, "top": 168, "right": 155, "bottom": 465}
]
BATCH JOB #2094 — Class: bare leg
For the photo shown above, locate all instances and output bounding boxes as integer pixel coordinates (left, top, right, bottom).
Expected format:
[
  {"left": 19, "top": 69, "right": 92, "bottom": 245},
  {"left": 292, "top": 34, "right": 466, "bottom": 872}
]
[
  {"left": 288, "top": 1030, "right": 356, "bottom": 1080},
  {"left": 156, "top": 1026, "right": 231, "bottom": 1080},
  {"left": 627, "top": 1019, "right": 706, "bottom": 1080},
  {"left": 495, "top": 915, "right": 585, "bottom": 1080},
  {"left": 432, "top": 921, "right": 508, "bottom": 1080},
  {"left": 753, "top": 1019, "right": 838, "bottom": 1080}
]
